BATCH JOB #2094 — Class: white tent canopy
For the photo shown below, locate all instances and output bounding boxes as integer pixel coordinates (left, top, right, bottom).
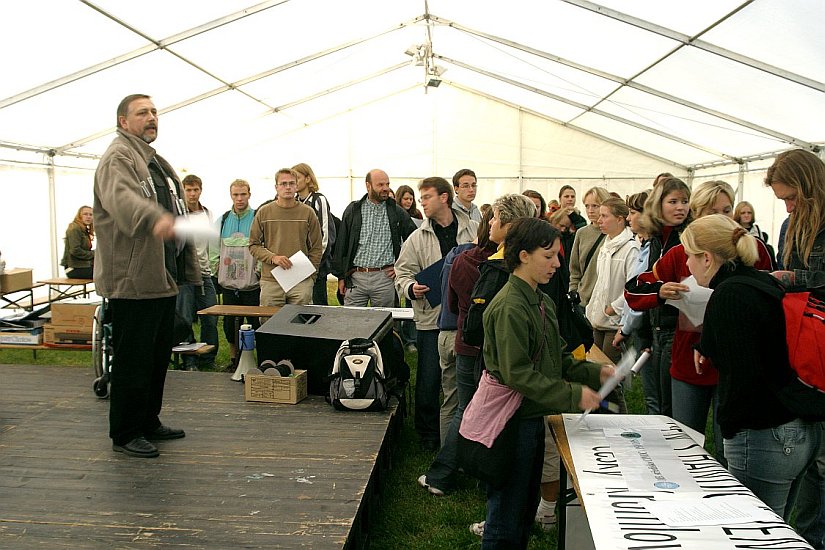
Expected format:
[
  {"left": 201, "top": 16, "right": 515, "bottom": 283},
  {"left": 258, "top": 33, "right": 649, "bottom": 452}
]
[{"left": 1, "top": 0, "right": 823, "bottom": 281}]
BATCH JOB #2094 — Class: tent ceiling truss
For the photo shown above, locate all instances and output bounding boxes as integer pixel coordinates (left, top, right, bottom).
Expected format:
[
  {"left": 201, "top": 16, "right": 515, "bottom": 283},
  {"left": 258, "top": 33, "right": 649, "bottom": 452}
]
[{"left": 1, "top": 0, "right": 821, "bottom": 171}]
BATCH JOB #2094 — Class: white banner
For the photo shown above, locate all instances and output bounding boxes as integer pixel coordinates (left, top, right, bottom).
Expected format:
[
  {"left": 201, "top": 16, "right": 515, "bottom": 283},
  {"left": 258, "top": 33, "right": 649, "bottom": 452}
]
[{"left": 561, "top": 414, "right": 812, "bottom": 549}]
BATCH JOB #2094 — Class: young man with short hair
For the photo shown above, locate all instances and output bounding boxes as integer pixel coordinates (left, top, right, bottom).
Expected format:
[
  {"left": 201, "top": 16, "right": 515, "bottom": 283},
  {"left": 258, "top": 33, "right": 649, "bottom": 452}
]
[
  {"left": 212, "top": 179, "right": 261, "bottom": 369},
  {"left": 395, "top": 177, "right": 478, "bottom": 451},
  {"left": 175, "top": 174, "right": 219, "bottom": 370},
  {"left": 249, "top": 168, "right": 323, "bottom": 306},
  {"left": 452, "top": 168, "right": 482, "bottom": 223}
]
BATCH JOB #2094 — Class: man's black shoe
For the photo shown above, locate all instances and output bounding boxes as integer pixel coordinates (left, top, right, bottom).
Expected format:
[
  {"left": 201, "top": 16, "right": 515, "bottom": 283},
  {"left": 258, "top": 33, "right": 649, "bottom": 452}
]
[
  {"left": 113, "top": 437, "right": 159, "bottom": 458},
  {"left": 145, "top": 425, "right": 186, "bottom": 441}
]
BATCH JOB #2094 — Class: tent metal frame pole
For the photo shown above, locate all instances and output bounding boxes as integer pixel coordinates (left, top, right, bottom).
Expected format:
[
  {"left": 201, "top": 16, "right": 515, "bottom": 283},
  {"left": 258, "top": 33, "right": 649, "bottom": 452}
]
[
  {"left": 1, "top": 0, "right": 292, "bottom": 111},
  {"left": 439, "top": 56, "right": 732, "bottom": 161},
  {"left": 518, "top": 108, "right": 524, "bottom": 192},
  {"left": 47, "top": 154, "right": 59, "bottom": 278},
  {"left": 270, "top": 64, "right": 408, "bottom": 113},
  {"left": 432, "top": 16, "right": 813, "bottom": 151},
  {"left": 54, "top": 19, "right": 424, "bottom": 154},
  {"left": 562, "top": 0, "right": 825, "bottom": 94}
]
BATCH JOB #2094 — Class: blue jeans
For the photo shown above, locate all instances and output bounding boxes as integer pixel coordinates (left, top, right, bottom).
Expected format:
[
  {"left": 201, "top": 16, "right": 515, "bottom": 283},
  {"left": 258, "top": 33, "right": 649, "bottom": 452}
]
[
  {"left": 672, "top": 379, "right": 725, "bottom": 466},
  {"left": 176, "top": 276, "right": 218, "bottom": 368},
  {"left": 724, "top": 418, "right": 822, "bottom": 521},
  {"left": 795, "top": 425, "right": 825, "bottom": 550},
  {"left": 648, "top": 327, "right": 674, "bottom": 417},
  {"left": 426, "top": 353, "right": 479, "bottom": 491},
  {"left": 415, "top": 329, "right": 441, "bottom": 445},
  {"left": 483, "top": 416, "right": 544, "bottom": 549}
]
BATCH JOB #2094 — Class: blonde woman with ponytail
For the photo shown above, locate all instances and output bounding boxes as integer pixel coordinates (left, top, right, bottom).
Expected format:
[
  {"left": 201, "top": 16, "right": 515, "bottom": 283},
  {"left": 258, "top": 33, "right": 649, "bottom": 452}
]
[{"left": 686, "top": 214, "right": 821, "bottom": 521}]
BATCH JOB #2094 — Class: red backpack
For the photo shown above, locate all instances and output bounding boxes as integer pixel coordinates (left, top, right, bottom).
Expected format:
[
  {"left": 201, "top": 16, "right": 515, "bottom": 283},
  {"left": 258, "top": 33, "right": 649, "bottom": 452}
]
[
  {"left": 784, "top": 289, "right": 825, "bottom": 393},
  {"left": 732, "top": 276, "right": 825, "bottom": 420}
]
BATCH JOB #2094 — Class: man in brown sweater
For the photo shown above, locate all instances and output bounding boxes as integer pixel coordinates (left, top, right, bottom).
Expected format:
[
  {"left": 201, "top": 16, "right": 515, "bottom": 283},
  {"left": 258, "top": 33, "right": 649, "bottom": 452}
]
[{"left": 249, "top": 168, "right": 323, "bottom": 306}]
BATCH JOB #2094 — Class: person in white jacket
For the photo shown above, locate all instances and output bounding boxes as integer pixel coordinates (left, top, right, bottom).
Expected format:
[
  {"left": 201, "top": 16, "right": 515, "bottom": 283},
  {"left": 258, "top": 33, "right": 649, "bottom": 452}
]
[{"left": 586, "top": 197, "right": 640, "bottom": 364}]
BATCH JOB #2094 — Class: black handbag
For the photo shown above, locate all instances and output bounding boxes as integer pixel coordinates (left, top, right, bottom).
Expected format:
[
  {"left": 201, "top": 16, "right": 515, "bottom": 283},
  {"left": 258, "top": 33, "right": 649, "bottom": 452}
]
[{"left": 456, "top": 412, "right": 520, "bottom": 488}]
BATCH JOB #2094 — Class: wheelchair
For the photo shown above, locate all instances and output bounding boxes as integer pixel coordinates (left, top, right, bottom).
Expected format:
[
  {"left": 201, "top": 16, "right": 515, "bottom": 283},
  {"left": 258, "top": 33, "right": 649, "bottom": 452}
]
[{"left": 91, "top": 298, "right": 113, "bottom": 399}]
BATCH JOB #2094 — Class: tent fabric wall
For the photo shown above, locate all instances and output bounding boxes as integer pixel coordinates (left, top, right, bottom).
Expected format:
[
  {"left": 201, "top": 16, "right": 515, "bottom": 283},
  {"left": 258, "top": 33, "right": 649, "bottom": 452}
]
[{"left": 1, "top": 1, "right": 823, "bottom": 285}]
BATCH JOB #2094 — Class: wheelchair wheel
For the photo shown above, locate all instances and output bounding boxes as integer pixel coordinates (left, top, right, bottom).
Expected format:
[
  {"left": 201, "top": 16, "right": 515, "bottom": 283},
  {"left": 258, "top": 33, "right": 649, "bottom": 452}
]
[
  {"left": 91, "top": 303, "right": 111, "bottom": 399},
  {"left": 93, "top": 375, "right": 110, "bottom": 399},
  {"left": 92, "top": 305, "right": 104, "bottom": 379}
]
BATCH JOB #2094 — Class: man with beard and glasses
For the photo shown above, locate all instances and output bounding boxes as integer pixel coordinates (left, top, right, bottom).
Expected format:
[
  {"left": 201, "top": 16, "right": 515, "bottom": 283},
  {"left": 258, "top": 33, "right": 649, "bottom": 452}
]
[
  {"left": 332, "top": 169, "right": 417, "bottom": 307},
  {"left": 94, "top": 94, "right": 200, "bottom": 458}
]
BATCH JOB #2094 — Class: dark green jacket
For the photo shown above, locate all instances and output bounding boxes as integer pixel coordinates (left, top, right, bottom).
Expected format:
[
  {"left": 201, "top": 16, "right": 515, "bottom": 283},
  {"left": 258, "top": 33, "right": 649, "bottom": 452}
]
[
  {"left": 482, "top": 274, "right": 602, "bottom": 419},
  {"left": 61, "top": 223, "right": 94, "bottom": 269}
]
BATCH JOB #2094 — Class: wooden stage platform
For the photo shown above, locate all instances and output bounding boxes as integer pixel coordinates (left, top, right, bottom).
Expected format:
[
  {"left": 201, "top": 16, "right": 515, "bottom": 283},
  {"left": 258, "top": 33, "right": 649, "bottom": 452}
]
[{"left": 0, "top": 364, "right": 400, "bottom": 548}]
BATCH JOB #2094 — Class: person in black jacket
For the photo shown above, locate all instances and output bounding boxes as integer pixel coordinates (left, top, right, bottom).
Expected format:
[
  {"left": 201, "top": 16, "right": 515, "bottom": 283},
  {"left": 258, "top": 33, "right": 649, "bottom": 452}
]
[
  {"left": 686, "top": 214, "right": 821, "bottom": 521},
  {"left": 331, "top": 169, "right": 417, "bottom": 307}
]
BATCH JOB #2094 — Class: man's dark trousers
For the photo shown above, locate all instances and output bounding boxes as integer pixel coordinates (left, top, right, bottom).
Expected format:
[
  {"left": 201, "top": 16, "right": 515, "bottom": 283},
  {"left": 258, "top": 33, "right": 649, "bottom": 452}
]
[{"left": 109, "top": 296, "right": 176, "bottom": 446}]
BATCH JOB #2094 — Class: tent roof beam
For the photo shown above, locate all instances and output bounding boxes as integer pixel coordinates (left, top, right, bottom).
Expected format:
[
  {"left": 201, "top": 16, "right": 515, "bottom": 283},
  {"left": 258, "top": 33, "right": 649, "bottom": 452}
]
[
  {"left": 1, "top": 0, "right": 291, "bottom": 110},
  {"left": 431, "top": 15, "right": 813, "bottom": 151},
  {"left": 563, "top": 0, "right": 825, "bottom": 94}
]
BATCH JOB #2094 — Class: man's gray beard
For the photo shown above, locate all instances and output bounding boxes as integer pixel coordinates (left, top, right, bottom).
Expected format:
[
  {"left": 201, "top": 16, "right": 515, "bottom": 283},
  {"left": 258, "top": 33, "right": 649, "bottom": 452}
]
[
  {"left": 141, "top": 131, "right": 156, "bottom": 144},
  {"left": 370, "top": 191, "right": 387, "bottom": 203}
]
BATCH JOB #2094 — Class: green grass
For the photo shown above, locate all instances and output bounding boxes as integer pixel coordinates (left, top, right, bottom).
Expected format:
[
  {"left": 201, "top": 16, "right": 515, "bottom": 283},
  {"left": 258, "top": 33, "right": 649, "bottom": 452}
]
[{"left": 0, "top": 285, "right": 718, "bottom": 548}]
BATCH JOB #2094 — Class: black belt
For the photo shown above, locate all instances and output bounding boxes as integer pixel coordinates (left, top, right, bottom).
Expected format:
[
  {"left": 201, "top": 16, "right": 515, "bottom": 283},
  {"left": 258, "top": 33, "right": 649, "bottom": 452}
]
[{"left": 353, "top": 264, "right": 393, "bottom": 272}]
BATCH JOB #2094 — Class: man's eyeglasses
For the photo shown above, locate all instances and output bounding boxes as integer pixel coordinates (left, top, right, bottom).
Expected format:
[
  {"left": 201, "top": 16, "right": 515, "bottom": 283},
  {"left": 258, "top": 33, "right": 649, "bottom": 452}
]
[{"left": 459, "top": 183, "right": 478, "bottom": 189}]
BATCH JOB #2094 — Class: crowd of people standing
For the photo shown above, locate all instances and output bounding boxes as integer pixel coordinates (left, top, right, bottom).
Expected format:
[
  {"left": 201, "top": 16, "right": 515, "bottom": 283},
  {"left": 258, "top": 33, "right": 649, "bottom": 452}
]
[{"left": 88, "top": 93, "right": 823, "bottom": 550}]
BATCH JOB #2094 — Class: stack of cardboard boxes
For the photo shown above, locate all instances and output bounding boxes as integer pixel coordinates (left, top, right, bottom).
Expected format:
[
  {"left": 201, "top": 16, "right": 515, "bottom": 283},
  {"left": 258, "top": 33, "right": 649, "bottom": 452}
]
[
  {"left": 0, "top": 268, "right": 43, "bottom": 345},
  {"left": 45, "top": 300, "right": 99, "bottom": 345}
]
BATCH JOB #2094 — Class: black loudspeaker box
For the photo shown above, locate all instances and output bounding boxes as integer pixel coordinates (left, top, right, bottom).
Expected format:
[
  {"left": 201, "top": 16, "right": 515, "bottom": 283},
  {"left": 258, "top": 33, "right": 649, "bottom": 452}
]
[{"left": 255, "top": 305, "right": 394, "bottom": 395}]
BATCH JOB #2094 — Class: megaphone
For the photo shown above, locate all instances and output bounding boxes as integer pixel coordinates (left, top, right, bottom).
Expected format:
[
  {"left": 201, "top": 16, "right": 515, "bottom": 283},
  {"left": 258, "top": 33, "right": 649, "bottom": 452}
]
[{"left": 231, "top": 324, "right": 256, "bottom": 382}]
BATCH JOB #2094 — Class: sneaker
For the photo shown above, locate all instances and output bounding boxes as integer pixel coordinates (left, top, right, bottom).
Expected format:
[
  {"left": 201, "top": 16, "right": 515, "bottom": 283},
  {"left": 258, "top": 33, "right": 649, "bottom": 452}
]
[
  {"left": 405, "top": 343, "right": 417, "bottom": 354},
  {"left": 535, "top": 511, "right": 557, "bottom": 531},
  {"left": 469, "top": 521, "right": 485, "bottom": 537},
  {"left": 417, "top": 474, "right": 445, "bottom": 496}
]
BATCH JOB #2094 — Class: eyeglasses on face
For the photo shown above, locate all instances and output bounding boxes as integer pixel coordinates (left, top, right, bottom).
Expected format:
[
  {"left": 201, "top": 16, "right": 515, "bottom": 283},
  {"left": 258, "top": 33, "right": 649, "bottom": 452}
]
[{"left": 459, "top": 183, "right": 478, "bottom": 189}]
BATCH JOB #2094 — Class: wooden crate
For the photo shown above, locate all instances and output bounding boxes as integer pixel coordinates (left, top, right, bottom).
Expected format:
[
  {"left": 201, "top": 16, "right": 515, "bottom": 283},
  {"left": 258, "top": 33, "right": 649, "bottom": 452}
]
[{"left": 244, "top": 369, "right": 308, "bottom": 404}]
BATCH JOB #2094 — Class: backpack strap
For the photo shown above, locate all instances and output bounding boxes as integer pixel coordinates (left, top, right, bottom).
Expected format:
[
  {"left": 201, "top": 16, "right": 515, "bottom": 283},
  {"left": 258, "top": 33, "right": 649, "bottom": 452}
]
[
  {"left": 582, "top": 232, "right": 606, "bottom": 274},
  {"left": 220, "top": 210, "right": 231, "bottom": 234},
  {"left": 726, "top": 275, "right": 785, "bottom": 300}
]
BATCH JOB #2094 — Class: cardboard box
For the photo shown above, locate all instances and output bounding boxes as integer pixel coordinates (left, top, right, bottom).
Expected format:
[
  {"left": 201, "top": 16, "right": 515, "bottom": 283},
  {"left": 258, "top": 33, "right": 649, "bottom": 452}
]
[
  {"left": 244, "top": 369, "right": 308, "bottom": 404},
  {"left": 44, "top": 324, "right": 93, "bottom": 345},
  {"left": 0, "top": 268, "right": 33, "bottom": 293},
  {"left": 50, "top": 300, "right": 100, "bottom": 329},
  {"left": 0, "top": 327, "right": 43, "bottom": 345}
]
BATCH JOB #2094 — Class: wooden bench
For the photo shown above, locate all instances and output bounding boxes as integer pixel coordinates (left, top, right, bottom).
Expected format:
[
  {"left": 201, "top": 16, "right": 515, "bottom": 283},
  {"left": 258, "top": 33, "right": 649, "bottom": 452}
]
[
  {"left": 196, "top": 305, "right": 281, "bottom": 362},
  {"left": 171, "top": 344, "right": 216, "bottom": 369},
  {"left": 37, "top": 278, "right": 95, "bottom": 302},
  {"left": 1, "top": 283, "right": 46, "bottom": 311}
]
